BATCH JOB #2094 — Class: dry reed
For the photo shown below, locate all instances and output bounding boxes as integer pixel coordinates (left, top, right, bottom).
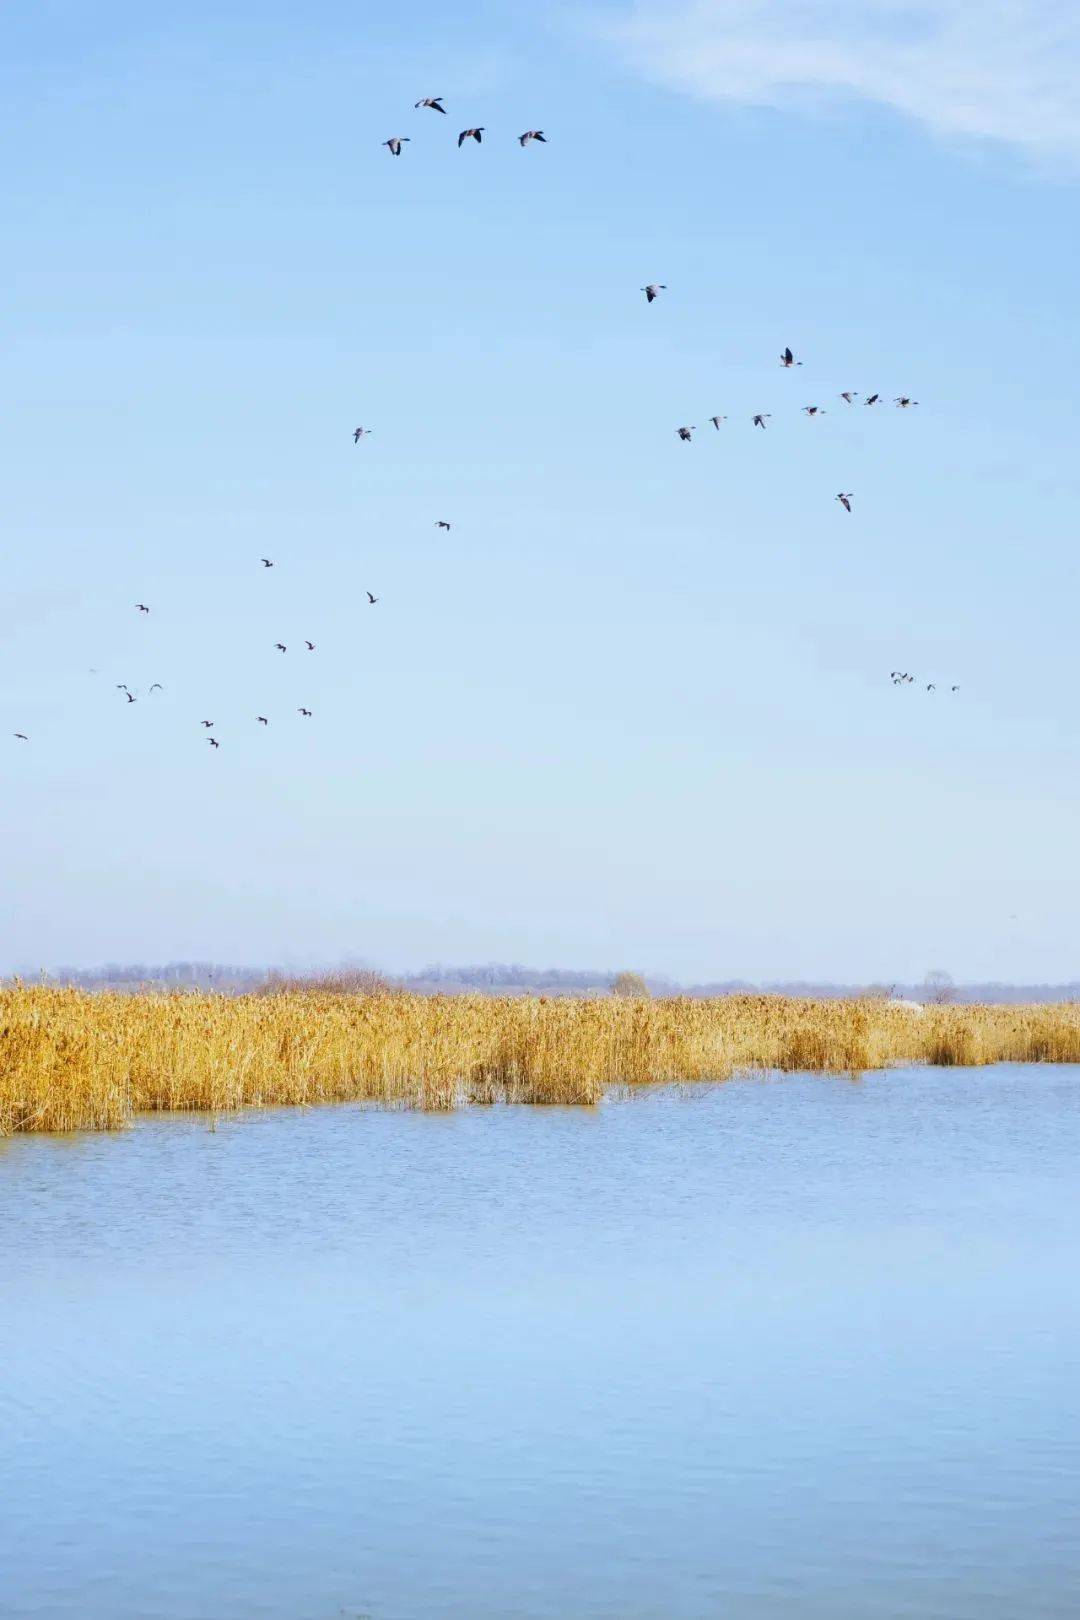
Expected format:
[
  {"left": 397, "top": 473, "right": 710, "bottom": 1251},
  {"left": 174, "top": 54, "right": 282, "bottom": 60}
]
[{"left": 3, "top": 987, "right": 1080, "bottom": 1135}]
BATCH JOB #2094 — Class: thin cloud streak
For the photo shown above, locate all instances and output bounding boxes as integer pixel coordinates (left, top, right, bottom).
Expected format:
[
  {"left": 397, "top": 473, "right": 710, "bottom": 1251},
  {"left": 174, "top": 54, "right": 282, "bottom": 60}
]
[{"left": 607, "top": 0, "right": 1080, "bottom": 160}]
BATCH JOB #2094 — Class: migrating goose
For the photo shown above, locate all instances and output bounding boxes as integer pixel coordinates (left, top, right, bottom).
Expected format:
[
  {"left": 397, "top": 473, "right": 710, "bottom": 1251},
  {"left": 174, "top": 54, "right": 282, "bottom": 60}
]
[
  {"left": 836, "top": 492, "right": 853, "bottom": 513},
  {"left": 641, "top": 284, "right": 666, "bottom": 302},
  {"left": 136, "top": 603, "right": 150, "bottom": 613},
  {"left": 383, "top": 137, "right": 410, "bottom": 156},
  {"left": 261, "top": 558, "right": 274, "bottom": 568},
  {"left": 519, "top": 130, "right": 546, "bottom": 146},
  {"left": 125, "top": 691, "right": 136, "bottom": 703},
  {"left": 257, "top": 715, "right": 269, "bottom": 725},
  {"left": 415, "top": 97, "right": 446, "bottom": 113},
  {"left": 14, "top": 732, "right": 28, "bottom": 740},
  {"left": 864, "top": 393, "right": 880, "bottom": 406},
  {"left": 305, "top": 640, "right": 315, "bottom": 651},
  {"left": 116, "top": 683, "right": 129, "bottom": 692},
  {"left": 458, "top": 127, "right": 484, "bottom": 146},
  {"left": 208, "top": 736, "right": 220, "bottom": 748},
  {"left": 752, "top": 413, "right": 771, "bottom": 429},
  {"left": 894, "top": 396, "right": 918, "bottom": 408},
  {"left": 200, "top": 720, "right": 214, "bottom": 728},
  {"left": 298, "top": 707, "right": 312, "bottom": 717},
  {"left": 353, "top": 427, "right": 372, "bottom": 442},
  {"left": 709, "top": 415, "right": 727, "bottom": 429},
  {"left": 436, "top": 520, "right": 452, "bottom": 530},
  {"left": 366, "top": 591, "right": 378, "bottom": 605},
  {"left": 839, "top": 391, "right": 858, "bottom": 404},
  {"left": 275, "top": 642, "right": 287, "bottom": 652},
  {"left": 802, "top": 405, "right": 825, "bottom": 417},
  {"left": 780, "top": 347, "right": 801, "bottom": 368},
  {"left": 676, "top": 426, "right": 695, "bottom": 442}
]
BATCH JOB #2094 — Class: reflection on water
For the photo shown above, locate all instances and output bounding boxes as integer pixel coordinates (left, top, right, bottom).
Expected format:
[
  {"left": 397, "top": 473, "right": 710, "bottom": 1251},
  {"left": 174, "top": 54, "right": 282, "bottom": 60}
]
[{"left": 3, "top": 1065, "right": 1080, "bottom": 1619}]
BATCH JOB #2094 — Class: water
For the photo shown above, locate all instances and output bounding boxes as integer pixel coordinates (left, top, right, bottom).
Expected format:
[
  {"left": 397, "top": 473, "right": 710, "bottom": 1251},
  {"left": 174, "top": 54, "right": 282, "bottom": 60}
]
[{"left": 3, "top": 1065, "right": 1079, "bottom": 1619}]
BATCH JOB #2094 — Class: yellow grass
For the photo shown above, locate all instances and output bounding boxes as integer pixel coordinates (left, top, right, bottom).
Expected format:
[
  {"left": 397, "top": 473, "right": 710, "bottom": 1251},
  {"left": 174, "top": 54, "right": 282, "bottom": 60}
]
[{"left": 3, "top": 987, "right": 1080, "bottom": 1134}]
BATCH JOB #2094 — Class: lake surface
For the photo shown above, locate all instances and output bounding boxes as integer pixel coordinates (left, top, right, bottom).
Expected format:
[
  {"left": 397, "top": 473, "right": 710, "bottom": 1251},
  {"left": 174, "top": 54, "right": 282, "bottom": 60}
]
[{"left": 3, "top": 1065, "right": 1079, "bottom": 1620}]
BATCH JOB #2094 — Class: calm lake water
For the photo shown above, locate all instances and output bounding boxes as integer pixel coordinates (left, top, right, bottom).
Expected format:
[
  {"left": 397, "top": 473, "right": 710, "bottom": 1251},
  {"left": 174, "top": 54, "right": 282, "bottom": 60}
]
[{"left": 3, "top": 1065, "right": 1079, "bottom": 1620}]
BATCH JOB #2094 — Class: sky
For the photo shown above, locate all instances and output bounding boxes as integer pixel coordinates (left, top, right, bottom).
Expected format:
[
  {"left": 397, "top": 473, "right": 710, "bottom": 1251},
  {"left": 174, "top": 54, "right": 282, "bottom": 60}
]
[{"left": 4, "top": 0, "right": 1080, "bottom": 983}]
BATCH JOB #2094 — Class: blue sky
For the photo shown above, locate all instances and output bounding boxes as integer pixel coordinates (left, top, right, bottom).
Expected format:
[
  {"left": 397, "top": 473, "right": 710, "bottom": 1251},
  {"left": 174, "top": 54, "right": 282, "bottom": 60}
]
[{"left": 4, "top": 0, "right": 1080, "bottom": 981}]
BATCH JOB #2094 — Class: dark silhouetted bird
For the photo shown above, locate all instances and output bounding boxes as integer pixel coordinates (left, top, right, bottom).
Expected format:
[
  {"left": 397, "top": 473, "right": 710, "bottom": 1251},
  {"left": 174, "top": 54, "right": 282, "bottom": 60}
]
[
  {"left": 298, "top": 707, "right": 312, "bottom": 717},
  {"left": 780, "top": 347, "right": 801, "bottom": 367},
  {"left": 752, "top": 413, "right": 771, "bottom": 429},
  {"left": 839, "top": 391, "right": 858, "bottom": 404},
  {"left": 149, "top": 683, "right": 163, "bottom": 692},
  {"left": 519, "top": 130, "right": 546, "bottom": 146},
  {"left": 136, "top": 603, "right": 149, "bottom": 613},
  {"left": 709, "top": 415, "right": 726, "bottom": 428},
  {"left": 353, "top": 427, "right": 372, "bottom": 442},
  {"left": 676, "top": 426, "right": 695, "bottom": 442},
  {"left": 865, "top": 394, "right": 880, "bottom": 405},
  {"left": 802, "top": 405, "right": 825, "bottom": 417},
  {"left": 257, "top": 716, "right": 269, "bottom": 725},
  {"left": 125, "top": 692, "right": 136, "bottom": 703},
  {"left": 458, "top": 127, "right": 484, "bottom": 146},
  {"left": 927, "top": 683, "right": 936, "bottom": 692},
  {"left": 261, "top": 558, "right": 274, "bottom": 568},
  {"left": 383, "top": 137, "right": 410, "bottom": 156},
  {"left": 836, "top": 492, "right": 853, "bottom": 513},
  {"left": 201, "top": 720, "right": 213, "bottom": 728},
  {"left": 436, "top": 520, "right": 451, "bottom": 530},
  {"left": 641, "top": 284, "right": 666, "bottom": 302},
  {"left": 208, "top": 736, "right": 220, "bottom": 748},
  {"left": 14, "top": 732, "right": 28, "bottom": 740},
  {"left": 415, "top": 96, "right": 446, "bottom": 113},
  {"left": 275, "top": 643, "right": 287, "bottom": 652},
  {"left": 366, "top": 592, "right": 378, "bottom": 604},
  {"left": 894, "top": 396, "right": 918, "bottom": 408},
  {"left": 305, "top": 640, "right": 315, "bottom": 651}
]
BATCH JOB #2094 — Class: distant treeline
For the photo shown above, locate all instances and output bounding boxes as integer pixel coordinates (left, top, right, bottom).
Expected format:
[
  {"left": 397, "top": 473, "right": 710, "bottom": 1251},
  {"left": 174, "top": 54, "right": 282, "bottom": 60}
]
[{"left": 7, "top": 959, "right": 1080, "bottom": 1004}]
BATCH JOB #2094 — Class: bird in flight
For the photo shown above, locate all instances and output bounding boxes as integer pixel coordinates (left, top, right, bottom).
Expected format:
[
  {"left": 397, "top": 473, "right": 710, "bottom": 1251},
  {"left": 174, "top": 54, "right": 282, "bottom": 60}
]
[
  {"left": 951, "top": 685, "right": 960, "bottom": 692},
  {"left": 780, "top": 347, "right": 802, "bottom": 368},
  {"left": 415, "top": 96, "right": 446, "bottom": 113},
  {"left": 366, "top": 591, "right": 378, "bottom": 605},
  {"left": 353, "top": 427, "right": 372, "bottom": 442},
  {"left": 208, "top": 736, "right": 220, "bottom": 748},
  {"left": 894, "top": 396, "right": 918, "bottom": 408},
  {"left": 200, "top": 720, "right": 214, "bottom": 728},
  {"left": 839, "top": 391, "right": 858, "bottom": 404},
  {"left": 275, "top": 642, "right": 287, "bottom": 652},
  {"left": 125, "top": 692, "right": 136, "bottom": 703},
  {"left": 641, "top": 284, "right": 666, "bottom": 302},
  {"left": 117, "top": 683, "right": 129, "bottom": 692},
  {"left": 519, "top": 130, "right": 546, "bottom": 146},
  {"left": 458, "top": 127, "right": 484, "bottom": 146},
  {"left": 14, "top": 732, "right": 28, "bottom": 741},
  {"left": 136, "top": 603, "right": 150, "bottom": 613},
  {"left": 709, "top": 415, "right": 727, "bottom": 429},
  {"left": 836, "top": 492, "right": 853, "bottom": 513},
  {"left": 149, "top": 683, "right": 163, "bottom": 692},
  {"left": 261, "top": 558, "right": 274, "bottom": 568},
  {"left": 752, "top": 413, "right": 771, "bottom": 429},
  {"left": 305, "top": 640, "right": 315, "bottom": 651},
  {"left": 802, "top": 405, "right": 826, "bottom": 417},
  {"left": 383, "top": 137, "right": 410, "bottom": 156},
  {"left": 927, "top": 683, "right": 936, "bottom": 692},
  {"left": 676, "top": 426, "right": 695, "bottom": 442},
  {"left": 257, "top": 716, "right": 269, "bottom": 725},
  {"left": 865, "top": 394, "right": 881, "bottom": 406},
  {"left": 435, "top": 519, "right": 452, "bottom": 531},
  {"left": 298, "top": 707, "right": 312, "bottom": 717}
]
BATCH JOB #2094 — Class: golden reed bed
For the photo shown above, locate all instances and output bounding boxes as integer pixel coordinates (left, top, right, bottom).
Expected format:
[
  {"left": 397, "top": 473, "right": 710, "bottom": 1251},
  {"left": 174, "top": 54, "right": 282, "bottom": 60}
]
[{"left": 3, "top": 987, "right": 1080, "bottom": 1134}]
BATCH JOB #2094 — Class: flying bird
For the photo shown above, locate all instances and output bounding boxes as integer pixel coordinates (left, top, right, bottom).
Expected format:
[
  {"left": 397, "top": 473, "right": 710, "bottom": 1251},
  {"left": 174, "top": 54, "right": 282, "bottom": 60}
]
[
  {"left": 149, "top": 683, "right": 163, "bottom": 692},
  {"left": 436, "top": 520, "right": 451, "bottom": 530},
  {"left": 780, "top": 347, "right": 801, "bottom": 368},
  {"left": 298, "top": 707, "right": 312, "bottom": 717},
  {"left": 136, "top": 603, "right": 149, "bottom": 613},
  {"left": 305, "top": 640, "right": 315, "bottom": 651},
  {"left": 839, "top": 391, "right": 858, "bottom": 404},
  {"left": 836, "top": 492, "right": 853, "bottom": 513},
  {"left": 709, "top": 415, "right": 727, "bottom": 429},
  {"left": 894, "top": 396, "right": 919, "bottom": 408},
  {"left": 519, "top": 130, "right": 546, "bottom": 146},
  {"left": 125, "top": 692, "right": 136, "bottom": 703},
  {"left": 802, "top": 405, "right": 826, "bottom": 417},
  {"left": 208, "top": 736, "right": 220, "bottom": 748},
  {"left": 865, "top": 394, "right": 880, "bottom": 406},
  {"left": 927, "top": 684, "right": 936, "bottom": 692},
  {"left": 261, "top": 558, "right": 274, "bottom": 568},
  {"left": 353, "top": 427, "right": 372, "bottom": 442},
  {"left": 951, "top": 685, "right": 960, "bottom": 693},
  {"left": 14, "top": 733, "right": 28, "bottom": 740},
  {"left": 458, "top": 127, "right": 484, "bottom": 146},
  {"left": 200, "top": 720, "right": 214, "bottom": 728},
  {"left": 116, "top": 683, "right": 129, "bottom": 692},
  {"left": 383, "top": 137, "right": 410, "bottom": 156},
  {"left": 752, "top": 413, "right": 771, "bottom": 429},
  {"left": 366, "top": 592, "right": 378, "bottom": 605},
  {"left": 257, "top": 716, "right": 269, "bottom": 725},
  {"left": 641, "top": 284, "right": 666, "bottom": 302},
  {"left": 676, "top": 426, "right": 695, "bottom": 442},
  {"left": 415, "top": 96, "right": 446, "bottom": 113},
  {"left": 275, "top": 642, "right": 287, "bottom": 652}
]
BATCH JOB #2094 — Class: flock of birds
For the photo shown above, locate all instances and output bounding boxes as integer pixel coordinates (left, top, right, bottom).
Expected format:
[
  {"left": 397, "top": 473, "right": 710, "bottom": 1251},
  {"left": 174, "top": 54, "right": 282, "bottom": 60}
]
[{"left": 11, "top": 95, "right": 958, "bottom": 745}]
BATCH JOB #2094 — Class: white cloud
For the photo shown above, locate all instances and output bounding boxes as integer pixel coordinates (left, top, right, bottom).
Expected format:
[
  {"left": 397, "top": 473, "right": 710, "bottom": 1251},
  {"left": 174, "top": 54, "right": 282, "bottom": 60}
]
[{"left": 607, "top": 0, "right": 1080, "bottom": 160}]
